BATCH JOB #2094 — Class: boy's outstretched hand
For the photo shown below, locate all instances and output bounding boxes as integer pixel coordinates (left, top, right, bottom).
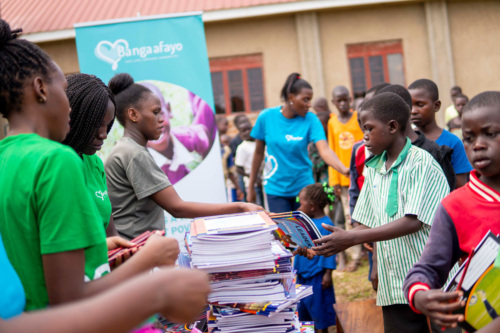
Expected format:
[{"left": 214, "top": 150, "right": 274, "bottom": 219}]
[
  {"left": 312, "top": 224, "right": 353, "bottom": 257},
  {"left": 413, "top": 290, "right": 465, "bottom": 328}
]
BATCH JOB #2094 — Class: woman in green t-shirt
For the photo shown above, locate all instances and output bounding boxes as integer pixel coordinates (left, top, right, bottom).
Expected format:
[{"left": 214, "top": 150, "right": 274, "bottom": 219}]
[{"left": 0, "top": 19, "right": 196, "bottom": 311}]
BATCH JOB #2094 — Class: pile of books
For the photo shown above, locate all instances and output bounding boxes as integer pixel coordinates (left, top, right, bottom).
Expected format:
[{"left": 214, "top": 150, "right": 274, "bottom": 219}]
[
  {"left": 445, "top": 231, "right": 500, "bottom": 332},
  {"left": 185, "top": 211, "right": 313, "bottom": 333}
]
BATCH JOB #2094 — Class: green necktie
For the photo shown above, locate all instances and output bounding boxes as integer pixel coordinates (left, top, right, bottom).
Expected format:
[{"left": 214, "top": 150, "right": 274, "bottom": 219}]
[{"left": 365, "top": 138, "right": 412, "bottom": 217}]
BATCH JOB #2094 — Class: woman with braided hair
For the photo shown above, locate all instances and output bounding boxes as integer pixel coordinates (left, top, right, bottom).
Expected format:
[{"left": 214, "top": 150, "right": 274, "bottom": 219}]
[
  {"left": 247, "top": 72, "right": 349, "bottom": 213},
  {"left": 0, "top": 18, "right": 203, "bottom": 315}
]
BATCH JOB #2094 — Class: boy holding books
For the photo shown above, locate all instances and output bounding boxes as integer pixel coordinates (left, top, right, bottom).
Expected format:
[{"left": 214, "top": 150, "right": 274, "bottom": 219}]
[
  {"left": 311, "top": 92, "right": 450, "bottom": 332},
  {"left": 403, "top": 91, "right": 500, "bottom": 329}
]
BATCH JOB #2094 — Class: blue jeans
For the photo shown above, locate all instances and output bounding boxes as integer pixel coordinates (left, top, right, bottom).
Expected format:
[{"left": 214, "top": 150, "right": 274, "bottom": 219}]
[{"left": 266, "top": 194, "right": 300, "bottom": 213}]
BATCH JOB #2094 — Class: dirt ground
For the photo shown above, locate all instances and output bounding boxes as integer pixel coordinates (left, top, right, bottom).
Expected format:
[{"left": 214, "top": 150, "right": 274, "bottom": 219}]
[{"left": 327, "top": 257, "right": 376, "bottom": 333}]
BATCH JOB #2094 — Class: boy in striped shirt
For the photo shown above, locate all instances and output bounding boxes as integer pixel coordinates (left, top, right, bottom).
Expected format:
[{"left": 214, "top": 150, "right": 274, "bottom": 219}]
[
  {"left": 312, "top": 92, "right": 449, "bottom": 332},
  {"left": 404, "top": 91, "right": 500, "bottom": 330}
]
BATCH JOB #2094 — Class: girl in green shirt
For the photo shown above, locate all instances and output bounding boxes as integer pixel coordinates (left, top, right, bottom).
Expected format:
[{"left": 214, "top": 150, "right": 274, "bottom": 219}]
[{"left": 0, "top": 18, "right": 191, "bottom": 311}]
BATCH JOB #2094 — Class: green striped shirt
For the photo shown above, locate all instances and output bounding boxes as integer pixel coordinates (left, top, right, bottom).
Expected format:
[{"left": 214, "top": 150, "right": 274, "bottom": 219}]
[{"left": 352, "top": 145, "right": 449, "bottom": 306}]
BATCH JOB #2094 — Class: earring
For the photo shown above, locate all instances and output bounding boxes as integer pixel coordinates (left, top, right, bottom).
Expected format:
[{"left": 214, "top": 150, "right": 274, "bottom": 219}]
[
  {"left": 132, "top": 119, "right": 137, "bottom": 123},
  {"left": 290, "top": 101, "right": 293, "bottom": 105},
  {"left": 38, "top": 97, "right": 46, "bottom": 103}
]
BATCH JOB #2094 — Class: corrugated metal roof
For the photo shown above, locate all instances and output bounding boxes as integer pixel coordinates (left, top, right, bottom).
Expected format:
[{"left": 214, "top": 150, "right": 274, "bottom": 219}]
[{"left": 1, "top": 0, "right": 302, "bottom": 34}]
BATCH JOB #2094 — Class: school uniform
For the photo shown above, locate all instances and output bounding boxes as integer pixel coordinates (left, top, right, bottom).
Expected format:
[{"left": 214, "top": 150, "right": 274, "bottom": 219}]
[{"left": 352, "top": 138, "right": 449, "bottom": 332}]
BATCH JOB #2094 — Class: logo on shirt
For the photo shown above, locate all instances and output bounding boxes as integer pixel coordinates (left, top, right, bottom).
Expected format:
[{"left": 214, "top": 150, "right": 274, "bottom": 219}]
[
  {"left": 339, "top": 132, "right": 355, "bottom": 150},
  {"left": 263, "top": 153, "right": 278, "bottom": 183},
  {"left": 285, "top": 135, "right": 304, "bottom": 142},
  {"left": 95, "top": 190, "right": 108, "bottom": 201}
]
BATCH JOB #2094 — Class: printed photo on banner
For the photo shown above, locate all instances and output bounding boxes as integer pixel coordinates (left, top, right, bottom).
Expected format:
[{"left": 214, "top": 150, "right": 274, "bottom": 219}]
[{"left": 99, "top": 80, "right": 217, "bottom": 186}]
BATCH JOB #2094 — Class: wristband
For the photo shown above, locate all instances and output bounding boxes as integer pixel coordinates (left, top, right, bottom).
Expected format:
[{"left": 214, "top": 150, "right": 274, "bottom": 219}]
[{"left": 408, "top": 283, "right": 430, "bottom": 314}]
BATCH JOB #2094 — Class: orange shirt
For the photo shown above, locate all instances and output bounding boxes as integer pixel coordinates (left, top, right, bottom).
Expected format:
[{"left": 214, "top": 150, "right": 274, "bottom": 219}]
[{"left": 327, "top": 111, "right": 364, "bottom": 186}]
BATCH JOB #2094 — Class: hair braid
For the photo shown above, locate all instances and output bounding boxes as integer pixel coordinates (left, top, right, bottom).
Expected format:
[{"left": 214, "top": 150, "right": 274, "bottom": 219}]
[
  {"left": 302, "top": 183, "right": 335, "bottom": 210},
  {"left": 0, "top": 19, "right": 54, "bottom": 118},
  {"left": 62, "top": 74, "right": 116, "bottom": 154}
]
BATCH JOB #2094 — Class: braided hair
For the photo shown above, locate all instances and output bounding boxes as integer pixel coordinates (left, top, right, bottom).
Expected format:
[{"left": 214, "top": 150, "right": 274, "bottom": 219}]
[
  {"left": 280, "top": 72, "right": 312, "bottom": 102},
  {"left": 108, "top": 73, "right": 152, "bottom": 126},
  {"left": 62, "top": 74, "right": 116, "bottom": 154},
  {"left": 0, "top": 19, "right": 54, "bottom": 118},
  {"left": 301, "top": 183, "right": 336, "bottom": 210}
]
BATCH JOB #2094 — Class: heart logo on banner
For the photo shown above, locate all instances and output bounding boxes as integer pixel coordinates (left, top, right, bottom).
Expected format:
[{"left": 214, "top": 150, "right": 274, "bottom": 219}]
[{"left": 94, "top": 39, "right": 129, "bottom": 71}]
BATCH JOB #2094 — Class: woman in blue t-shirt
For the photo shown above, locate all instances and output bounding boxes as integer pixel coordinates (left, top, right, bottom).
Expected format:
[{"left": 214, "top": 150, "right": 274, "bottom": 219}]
[{"left": 247, "top": 73, "right": 349, "bottom": 212}]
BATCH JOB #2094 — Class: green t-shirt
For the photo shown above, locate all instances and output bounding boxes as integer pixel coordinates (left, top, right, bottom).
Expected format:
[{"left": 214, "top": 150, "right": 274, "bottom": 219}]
[
  {"left": 0, "top": 134, "right": 109, "bottom": 311},
  {"left": 82, "top": 154, "right": 112, "bottom": 230}
]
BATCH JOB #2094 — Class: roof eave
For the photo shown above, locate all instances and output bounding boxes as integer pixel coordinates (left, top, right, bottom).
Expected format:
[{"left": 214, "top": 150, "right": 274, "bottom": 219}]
[{"left": 22, "top": 0, "right": 412, "bottom": 43}]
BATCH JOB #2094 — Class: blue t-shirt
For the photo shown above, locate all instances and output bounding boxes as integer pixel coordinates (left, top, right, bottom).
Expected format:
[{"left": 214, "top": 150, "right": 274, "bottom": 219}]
[
  {"left": 294, "top": 215, "right": 337, "bottom": 278},
  {"left": 251, "top": 106, "right": 326, "bottom": 196},
  {"left": 0, "top": 234, "right": 25, "bottom": 319},
  {"left": 436, "top": 129, "right": 472, "bottom": 174}
]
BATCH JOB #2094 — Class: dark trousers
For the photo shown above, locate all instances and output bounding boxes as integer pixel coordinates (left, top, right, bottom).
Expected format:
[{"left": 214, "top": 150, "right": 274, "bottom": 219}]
[
  {"left": 382, "top": 304, "right": 461, "bottom": 333},
  {"left": 266, "top": 194, "right": 300, "bottom": 213}
]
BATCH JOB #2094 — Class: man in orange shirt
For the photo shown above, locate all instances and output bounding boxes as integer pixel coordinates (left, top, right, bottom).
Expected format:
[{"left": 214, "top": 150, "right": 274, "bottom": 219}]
[{"left": 328, "top": 85, "right": 364, "bottom": 271}]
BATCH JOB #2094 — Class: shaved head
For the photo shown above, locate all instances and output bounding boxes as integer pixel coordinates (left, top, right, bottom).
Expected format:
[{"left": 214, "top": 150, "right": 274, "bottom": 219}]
[
  {"left": 332, "top": 85, "right": 349, "bottom": 97},
  {"left": 312, "top": 97, "right": 330, "bottom": 113}
]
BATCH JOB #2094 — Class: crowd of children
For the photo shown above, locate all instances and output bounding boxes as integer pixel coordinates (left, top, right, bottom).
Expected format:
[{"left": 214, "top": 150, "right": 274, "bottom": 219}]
[{"left": 1, "top": 16, "right": 500, "bottom": 333}]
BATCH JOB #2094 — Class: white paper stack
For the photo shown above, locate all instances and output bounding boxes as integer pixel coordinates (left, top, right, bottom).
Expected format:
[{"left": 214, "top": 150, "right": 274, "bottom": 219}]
[{"left": 185, "top": 211, "right": 313, "bottom": 333}]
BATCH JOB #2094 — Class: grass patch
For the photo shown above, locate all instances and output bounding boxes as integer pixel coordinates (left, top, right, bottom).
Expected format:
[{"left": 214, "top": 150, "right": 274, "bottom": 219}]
[{"left": 332, "top": 257, "right": 377, "bottom": 304}]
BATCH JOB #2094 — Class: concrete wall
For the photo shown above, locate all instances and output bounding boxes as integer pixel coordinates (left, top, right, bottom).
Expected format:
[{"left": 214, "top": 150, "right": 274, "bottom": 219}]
[
  {"left": 39, "top": 39, "right": 80, "bottom": 74},
  {"left": 319, "top": 2, "right": 432, "bottom": 107},
  {"left": 32, "top": 0, "right": 500, "bottom": 121},
  {"left": 448, "top": 0, "right": 500, "bottom": 98},
  {"left": 205, "top": 15, "right": 301, "bottom": 110}
]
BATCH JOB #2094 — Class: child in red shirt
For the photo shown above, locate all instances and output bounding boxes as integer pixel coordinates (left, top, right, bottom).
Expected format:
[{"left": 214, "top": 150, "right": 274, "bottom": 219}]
[{"left": 404, "top": 91, "right": 500, "bottom": 329}]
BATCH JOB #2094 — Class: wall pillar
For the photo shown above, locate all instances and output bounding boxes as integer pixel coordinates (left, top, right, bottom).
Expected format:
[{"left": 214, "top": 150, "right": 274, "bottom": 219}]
[
  {"left": 295, "top": 12, "right": 326, "bottom": 100},
  {"left": 424, "top": 0, "right": 455, "bottom": 126}
]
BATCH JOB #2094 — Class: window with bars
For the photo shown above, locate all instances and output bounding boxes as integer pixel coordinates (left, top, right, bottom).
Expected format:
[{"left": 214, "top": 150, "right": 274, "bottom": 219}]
[
  {"left": 347, "top": 40, "right": 405, "bottom": 97},
  {"left": 210, "top": 54, "right": 266, "bottom": 115}
]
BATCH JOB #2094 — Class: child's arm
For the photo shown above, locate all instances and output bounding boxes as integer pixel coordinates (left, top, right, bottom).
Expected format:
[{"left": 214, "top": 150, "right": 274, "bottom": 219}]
[
  {"left": 246, "top": 139, "right": 265, "bottom": 204},
  {"left": 312, "top": 214, "right": 422, "bottom": 256},
  {"left": 315, "top": 140, "right": 349, "bottom": 176},
  {"left": 151, "top": 185, "right": 263, "bottom": 218},
  {"left": 402, "top": 204, "right": 463, "bottom": 325},
  {"left": 348, "top": 145, "right": 361, "bottom": 216},
  {"left": 236, "top": 166, "right": 247, "bottom": 177},
  {"left": 43, "top": 234, "right": 180, "bottom": 304},
  {"left": 1, "top": 269, "right": 210, "bottom": 333},
  {"left": 412, "top": 289, "right": 464, "bottom": 328},
  {"left": 322, "top": 269, "right": 333, "bottom": 289}
]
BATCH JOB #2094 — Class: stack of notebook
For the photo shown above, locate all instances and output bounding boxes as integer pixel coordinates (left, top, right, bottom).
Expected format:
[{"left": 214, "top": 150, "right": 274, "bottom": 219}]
[{"left": 185, "top": 211, "right": 313, "bottom": 333}]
